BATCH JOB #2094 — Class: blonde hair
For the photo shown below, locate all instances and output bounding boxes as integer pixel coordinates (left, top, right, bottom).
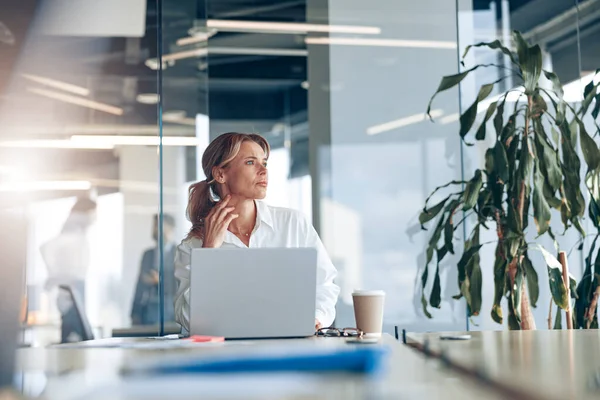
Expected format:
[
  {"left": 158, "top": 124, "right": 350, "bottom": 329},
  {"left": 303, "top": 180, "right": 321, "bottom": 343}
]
[{"left": 186, "top": 132, "right": 270, "bottom": 240}]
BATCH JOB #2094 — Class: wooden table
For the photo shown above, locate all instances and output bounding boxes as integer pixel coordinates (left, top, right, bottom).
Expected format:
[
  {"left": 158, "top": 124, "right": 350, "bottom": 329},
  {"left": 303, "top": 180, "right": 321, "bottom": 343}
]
[
  {"left": 405, "top": 330, "right": 600, "bottom": 400},
  {"left": 15, "top": 335, "right": 507, "bottom": 400}
]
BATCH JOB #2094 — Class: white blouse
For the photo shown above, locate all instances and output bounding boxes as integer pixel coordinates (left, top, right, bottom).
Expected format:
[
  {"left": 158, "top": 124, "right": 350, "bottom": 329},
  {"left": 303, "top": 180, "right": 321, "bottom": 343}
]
[{"left": 173, "top": 200, "right": 340, "bottom": 331}]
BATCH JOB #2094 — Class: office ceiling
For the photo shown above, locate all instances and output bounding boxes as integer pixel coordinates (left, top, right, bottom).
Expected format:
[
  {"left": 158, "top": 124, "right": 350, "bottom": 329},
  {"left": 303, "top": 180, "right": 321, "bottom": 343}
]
[{"left": 0, "top": 0, "right": 598, "bottom": 205}]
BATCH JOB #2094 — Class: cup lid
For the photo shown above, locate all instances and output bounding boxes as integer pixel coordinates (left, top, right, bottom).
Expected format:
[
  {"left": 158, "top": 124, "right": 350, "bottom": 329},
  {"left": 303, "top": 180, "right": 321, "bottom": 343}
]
[{"left": 352, "top": 290, "right": 385, "bottom": 296}]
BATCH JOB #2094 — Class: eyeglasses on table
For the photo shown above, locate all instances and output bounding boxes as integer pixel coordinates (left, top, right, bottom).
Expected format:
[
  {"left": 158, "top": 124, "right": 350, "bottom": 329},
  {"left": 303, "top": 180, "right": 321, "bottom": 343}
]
[{"left": 315, "top": 327, "right": 363, "bottom": 338}]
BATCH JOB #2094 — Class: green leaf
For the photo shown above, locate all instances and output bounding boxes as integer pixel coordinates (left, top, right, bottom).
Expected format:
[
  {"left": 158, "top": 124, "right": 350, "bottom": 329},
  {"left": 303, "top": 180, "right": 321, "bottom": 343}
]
[
  {"left": 475, "top": 101, "right": 498, "bottom": 141},
  {"left": 493, "top": 141, "right": 510, "bottom": 184},
  {"left": 513, "top": 31, "right": 542, "bottom": 94},
  {"left": 579, "top": 69, "right": 600, "bottom": 116},
  {"left": 554, "top": 306, "right": 562, "bottom": 330},
  {"left": 570, "top": 276, "right": 578, "bottom": 299},
  {"left": 469, "top": 258, "right": 483, "bottom": 316},
  {"left": 592, "top": 92, "right": 600, "bottom": 120},
  {"left": 430, "top": 264, "right": 442, "bottom": 308},
  {"left": 421, "top": 262, "right": 429, "bottom": 289},
  {"left": 533, "top": 119, "right": 561, "bottom": 191},
  {"left": 518, "top": 140, "right": 534, "bottom": 184},
  {"left": 419, "top": 197, "right": 449, "bottom": 226},
  {"left": 542, "top": 181, "right": 561, "bottom": 209},
  {"left": 512, "top": 267, "right": 523, "bottom": 323},
  {"left": 577, "top": 120, "right": 600, "bottom": 171},
  {"left": 462, "top": 39, "right": 518, "bottom": 67},
  {"left": 491, "top": 304, "right": 503, "bottom": 325},
  {"left": 506, "top": 204, "right": 522, "bottom": 234},
  {"left": 531, "top": 91, "right": 547, "bottom": 116},
  {"left": 427, "top": 64, "right": 486, "bottom": 118},
  {"left": 428, "top": 212, "right": 446, "bottom": 248},
  {"left": 533, "top": 160, "right": 552, "bottom": 235},
  {"left": 535, "top": 245, "right": 569, "bottom": 309},
  {"left": 507, "top": 293, "right": 521, "bottom": 330},
  {"left": 522, "top": 253, "right": 539, "bottom": 308},
  {"left": 491, "top": 247, "right": 506, "bottom": 324},
  {"left": 543, "top": 70, "right": 564, "bottom": 100},
  {"left": 522, "top": 189, "right": 531, "bottom": 232},
  {"left": 575, "top": 237, "right": 597, "bottom": 328},
  {"left": 560, "top": 120, "right": 585, "bottom": 219},
  {"left": 589, "top": 194, "right": 600, "bottom": 229},
  {"left": 501, "top": 115, "right": 517, "bottom": 143},
  {"left": 494, "top": 94, "right": 507, "bottom": 138},
  {"left": 460, "top": 83, "right": 495, "bottom": 140},
  {"left": 551, "top": 127, "right": 559, "bottom": 147},
  {"left": 457, "top": 244, "right": 483, "bottom": 286},
  {"left": 476, "top": 189, "right": 493, "bottom": 221},
  {"left": 463, "top": 170, "right": 484, "bottom": 210},
  {"left": 421, "top": 293, "right": 432, "bottom": 319},
  {"left": 444, "top": 218, "right": 454, "bottom": 254},
  {"left": 423, "top": 180, "right": 466, "bottom": 210}
]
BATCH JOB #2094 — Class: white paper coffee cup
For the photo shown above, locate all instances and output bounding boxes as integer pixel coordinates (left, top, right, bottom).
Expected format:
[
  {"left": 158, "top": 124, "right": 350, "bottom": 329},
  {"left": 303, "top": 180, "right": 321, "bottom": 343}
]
[{"left": 352, "top": 290, "right": 385, "bottom": 338}]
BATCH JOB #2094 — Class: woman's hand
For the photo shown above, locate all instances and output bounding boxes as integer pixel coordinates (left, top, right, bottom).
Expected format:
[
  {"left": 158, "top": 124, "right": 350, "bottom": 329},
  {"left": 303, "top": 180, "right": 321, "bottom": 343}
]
[{"left": 202, "top": 195, "right": 239, "bottom": 248}]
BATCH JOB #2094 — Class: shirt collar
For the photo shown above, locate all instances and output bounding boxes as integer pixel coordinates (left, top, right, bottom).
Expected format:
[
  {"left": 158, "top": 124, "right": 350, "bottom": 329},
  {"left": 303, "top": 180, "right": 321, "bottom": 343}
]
[
  {"left": 223, "top": 200, "right": 274, "bottom": 247},
  {"left": 255, "top": 200, "right": 274, "bottom": 231}
]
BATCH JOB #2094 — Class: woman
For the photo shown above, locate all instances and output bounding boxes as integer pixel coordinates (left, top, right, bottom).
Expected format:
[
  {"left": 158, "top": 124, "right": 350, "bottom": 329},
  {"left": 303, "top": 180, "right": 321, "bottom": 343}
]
[
  {"left": 174, "top": 132, "right": 340, "bottom": 332},
  {"left": 40, "top": 197, "right": 97, "bottom": 342}
]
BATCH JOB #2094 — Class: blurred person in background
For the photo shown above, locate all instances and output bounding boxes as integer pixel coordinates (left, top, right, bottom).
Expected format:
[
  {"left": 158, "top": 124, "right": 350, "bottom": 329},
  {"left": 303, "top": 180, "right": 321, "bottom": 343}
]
[
  {"left": 40, "top": 197, "right": 96, "bottom": 343},
  {"left": 173, "top": 132, "right": 340, "bottom": 332},
  {"left": 131, "top": 213, "right": 177, "bottom": 325}
]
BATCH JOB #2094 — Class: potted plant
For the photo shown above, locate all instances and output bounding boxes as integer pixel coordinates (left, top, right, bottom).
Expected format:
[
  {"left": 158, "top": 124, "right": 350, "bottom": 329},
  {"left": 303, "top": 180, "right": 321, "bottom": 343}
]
[{"left": 420, "top": 30, "right": 600, "bottom": 330}]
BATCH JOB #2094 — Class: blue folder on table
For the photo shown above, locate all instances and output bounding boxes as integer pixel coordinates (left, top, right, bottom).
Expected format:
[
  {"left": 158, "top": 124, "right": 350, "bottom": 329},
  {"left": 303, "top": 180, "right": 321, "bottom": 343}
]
[{"left": 124, "top": 345, "right": 389, "bottom": 376}]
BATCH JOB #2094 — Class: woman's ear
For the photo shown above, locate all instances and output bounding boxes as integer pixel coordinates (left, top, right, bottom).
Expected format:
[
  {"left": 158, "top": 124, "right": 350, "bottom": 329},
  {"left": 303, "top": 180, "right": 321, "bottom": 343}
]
[{"left": 212, "top": 166, "right": 226, "bottom": 184}]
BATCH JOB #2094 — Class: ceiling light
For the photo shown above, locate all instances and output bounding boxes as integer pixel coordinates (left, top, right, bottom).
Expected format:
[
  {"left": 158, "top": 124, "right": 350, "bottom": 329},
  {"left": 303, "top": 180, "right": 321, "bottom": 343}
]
[
  {"left": 145, "top": 48, "right": 208, "bottom": 70},
  {"left": 70, "top": 135, "right": 205, "bottom": 146},
  {"left": 0, "top": 180, "right": 92, "bottom": 192},
  {"left": 305, "top": 37, "right": 457, "bottom": 49},
  {"left": 22, "top": 73, "right": 90, "bottom": 96},
  {"left": 163, "top": 110, "right": 187, "bottom": 121},
  {"left": 177, "top": 28, "right": 217, "bottom": 46},
  {"left": 163, "top": 48, "right": 208, "bottom": 62},
  {"left": 206, "top": 19, "right": 381, "bottom": 35},
  {"left": 0, "top": 139, "right": 114, "bottom": 149},
  {"left": 136, "top": 93, "right": 160, "bottom": 104},
  {"left": 145, "top": 58, "right": 166, "bottom": 70},
  {"left": 367, "top": 109, "right": 443, "bottom": 135},
  {"left": 27, "top": 87, "right": 123, "bottom": 115},
  {"left": 162, "top": 110, "right": 196, "bottom": 126},
  {"left": 209, "top": 47, "right": 307, "bottom": 56}
]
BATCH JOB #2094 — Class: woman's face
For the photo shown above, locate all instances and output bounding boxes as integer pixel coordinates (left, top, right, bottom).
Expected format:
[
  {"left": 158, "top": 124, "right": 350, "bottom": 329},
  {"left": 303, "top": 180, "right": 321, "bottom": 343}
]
[{"left": 217, "top": 141, "right": 268, "bottom": 200}]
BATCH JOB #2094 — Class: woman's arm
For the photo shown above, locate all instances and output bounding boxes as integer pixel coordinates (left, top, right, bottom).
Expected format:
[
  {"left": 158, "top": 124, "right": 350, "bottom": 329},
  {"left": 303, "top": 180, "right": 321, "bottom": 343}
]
[{"left": 173, "top": 241, "right": 192, "bottom": 331}]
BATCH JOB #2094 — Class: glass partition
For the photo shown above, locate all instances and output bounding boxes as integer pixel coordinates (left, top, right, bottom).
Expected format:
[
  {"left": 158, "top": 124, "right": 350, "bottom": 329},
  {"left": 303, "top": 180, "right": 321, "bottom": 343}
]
[
  {"left": 3, "top": 0, "right": 600, "bottom": 354},
  {"left": 1, "top": 0, "right": 163, "bottom": 344},
  {"left": 306, "top": 0, "right": 467, "bottom": 333}
]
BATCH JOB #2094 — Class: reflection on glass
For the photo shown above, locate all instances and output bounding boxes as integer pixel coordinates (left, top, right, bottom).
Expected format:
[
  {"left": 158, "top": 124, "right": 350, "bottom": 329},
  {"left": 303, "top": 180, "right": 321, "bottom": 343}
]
[
  {"left": 40, "top": 197, "right": 97, "bottom": 342},
  {"left": 131, "top": 214, "right": 177, "bottom": 326},
  {"left": 1, "top": 1, "right": 162, "bottom": 344}
]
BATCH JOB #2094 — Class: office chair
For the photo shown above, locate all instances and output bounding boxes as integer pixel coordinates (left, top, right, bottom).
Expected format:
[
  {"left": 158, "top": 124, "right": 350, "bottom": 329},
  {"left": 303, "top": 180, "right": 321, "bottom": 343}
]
[{"left": 58, "top": 284, "right": 94, "bottom": 342}]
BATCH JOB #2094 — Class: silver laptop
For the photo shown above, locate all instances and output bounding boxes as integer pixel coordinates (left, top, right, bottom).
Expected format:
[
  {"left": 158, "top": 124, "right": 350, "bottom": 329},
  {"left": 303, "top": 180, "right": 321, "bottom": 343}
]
[{"left": 189, "top": 248, "right": 317, "bottom": 339}]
